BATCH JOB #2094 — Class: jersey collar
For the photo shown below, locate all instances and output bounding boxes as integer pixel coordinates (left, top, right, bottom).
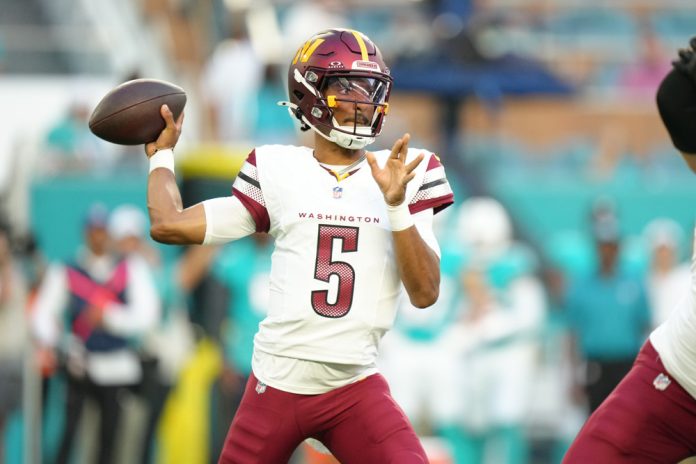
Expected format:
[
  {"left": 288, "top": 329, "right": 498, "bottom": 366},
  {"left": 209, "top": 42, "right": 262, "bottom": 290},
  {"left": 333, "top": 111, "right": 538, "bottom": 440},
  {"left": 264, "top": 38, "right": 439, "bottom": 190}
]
[{"left": 316, "top": 153, "right": 366, "bottom": 182}]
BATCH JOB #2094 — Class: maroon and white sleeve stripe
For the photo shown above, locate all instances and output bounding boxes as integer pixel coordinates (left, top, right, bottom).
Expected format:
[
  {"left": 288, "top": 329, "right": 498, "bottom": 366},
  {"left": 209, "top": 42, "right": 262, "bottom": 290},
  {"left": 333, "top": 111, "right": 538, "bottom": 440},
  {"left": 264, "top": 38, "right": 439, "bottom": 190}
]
[
  {"left": 232, "top": 150, "right": 270, "bottom": 232},
  {"left": 408, "top": 154, "right": 455, "bottom": 215}
]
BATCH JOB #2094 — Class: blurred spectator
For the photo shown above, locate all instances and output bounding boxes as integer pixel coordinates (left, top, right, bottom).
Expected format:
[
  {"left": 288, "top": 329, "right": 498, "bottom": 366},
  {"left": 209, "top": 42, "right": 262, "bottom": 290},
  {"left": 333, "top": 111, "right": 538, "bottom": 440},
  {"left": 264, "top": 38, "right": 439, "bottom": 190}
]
[
  {"left": 379, "top": 281, "right": 459, "bottom": 438},
  {"left": 616, "top": 24, "right": 670, "bottom": 100},
  {"left": 31, "top": 203, "right": 160, "bottom": 464},
  {"left": 438, "top": 198, "right": 546, "bottom": 464},
  {"left": 43, "top": 96, "right": 115, "bottom": 175},
  {"left": 210, "top": 233, "right": 273, "bottom": 460},
  {"left": 200, "top": 18, "right": 264, "bottom": 142},
  {"left": 0, "top": 222, "right": 27, "bottom": 460},
  {"left": 141, "top": 242, "right": 218, "bottom": 464},
  {"left": 106, "top": 204, "right": 220, "bottom": 464},
  {"left": 108, "top": 204, "right": 159, "bottom": 267},
  {"left": 643, "top": 218, "right": 690, "bottom": 328},
  {"left": 587, "top": 123, "right": 629, "bottom": 180},
  {"left": 281, "top": 0, "right": 349, "bottom": 60},
  {"left": 383, "top": 10, "right": 436, "bottom": 62},
  {"left": 565, "top": 212, "right": 651, "bottom": 413},
  {"left": 105, "top": 204, "right": 161, "bottom": 464},
  {"left": 15, "top": 233, "right": 47, "bottom": 296}
]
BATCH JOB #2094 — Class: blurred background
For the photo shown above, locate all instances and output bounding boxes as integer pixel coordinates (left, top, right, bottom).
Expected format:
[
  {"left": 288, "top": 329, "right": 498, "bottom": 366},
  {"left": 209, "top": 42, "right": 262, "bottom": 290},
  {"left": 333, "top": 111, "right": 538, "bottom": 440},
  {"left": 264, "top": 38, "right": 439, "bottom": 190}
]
[{"left": 0, "top": 0, "right": 695, "bottom": 463}]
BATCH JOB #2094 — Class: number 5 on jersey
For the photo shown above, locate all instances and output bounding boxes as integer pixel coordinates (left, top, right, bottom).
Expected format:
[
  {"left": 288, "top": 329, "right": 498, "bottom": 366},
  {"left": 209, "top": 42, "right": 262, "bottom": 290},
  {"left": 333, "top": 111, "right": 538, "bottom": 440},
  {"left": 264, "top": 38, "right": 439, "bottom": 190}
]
[{"left": 311, "top": 225, "right": 359, "bottom": 318}]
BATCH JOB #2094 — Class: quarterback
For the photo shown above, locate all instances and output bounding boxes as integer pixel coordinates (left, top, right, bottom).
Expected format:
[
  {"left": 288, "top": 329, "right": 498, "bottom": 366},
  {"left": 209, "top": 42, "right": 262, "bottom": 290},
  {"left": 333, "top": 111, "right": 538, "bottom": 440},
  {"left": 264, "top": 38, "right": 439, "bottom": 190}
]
[
  {"left": 563, "top": 38, "right": 696, "bottom": 463},
  {"left": 144, "top": 29, "right": 453, "bottom": 463}
]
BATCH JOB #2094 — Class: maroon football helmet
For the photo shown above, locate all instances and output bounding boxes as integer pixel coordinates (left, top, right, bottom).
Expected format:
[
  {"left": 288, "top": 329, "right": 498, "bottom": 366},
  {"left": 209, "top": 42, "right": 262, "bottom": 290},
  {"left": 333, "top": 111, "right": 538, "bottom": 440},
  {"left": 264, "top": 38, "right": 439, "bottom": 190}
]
[{"left": 280, "top": 28, "right": 392, "bottom": 149}]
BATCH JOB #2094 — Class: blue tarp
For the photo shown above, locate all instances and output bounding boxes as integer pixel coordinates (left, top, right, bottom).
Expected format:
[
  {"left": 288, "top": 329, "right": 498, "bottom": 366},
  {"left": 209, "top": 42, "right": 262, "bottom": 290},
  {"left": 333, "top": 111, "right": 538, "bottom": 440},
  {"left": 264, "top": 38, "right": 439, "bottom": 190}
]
[{"left": 391, "top": 55, "right": 574, "bottom": 98}]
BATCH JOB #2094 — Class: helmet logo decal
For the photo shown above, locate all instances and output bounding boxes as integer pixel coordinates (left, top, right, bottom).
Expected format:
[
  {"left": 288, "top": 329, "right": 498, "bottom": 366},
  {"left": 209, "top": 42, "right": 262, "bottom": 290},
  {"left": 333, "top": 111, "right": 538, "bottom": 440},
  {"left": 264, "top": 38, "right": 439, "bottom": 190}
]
[
  {"left": 328, "top": 61, "right": 344, "bottom": 69},
  {"left": 292, "top": 38, "right": 325, "bottom": 65},
  {"left": 351, "top": 60, "right": 381, "bottom": 72}
]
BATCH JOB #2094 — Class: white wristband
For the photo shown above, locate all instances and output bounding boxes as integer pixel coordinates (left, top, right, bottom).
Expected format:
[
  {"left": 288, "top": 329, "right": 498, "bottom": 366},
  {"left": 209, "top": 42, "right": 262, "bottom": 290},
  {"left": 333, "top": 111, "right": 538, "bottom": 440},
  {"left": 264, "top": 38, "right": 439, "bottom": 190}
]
[
  {"left": 387, "top": 202, "right": 413, "bottom": 232},
  {"left": 148, "top": 148, "right": 175, "bottom": 174}
]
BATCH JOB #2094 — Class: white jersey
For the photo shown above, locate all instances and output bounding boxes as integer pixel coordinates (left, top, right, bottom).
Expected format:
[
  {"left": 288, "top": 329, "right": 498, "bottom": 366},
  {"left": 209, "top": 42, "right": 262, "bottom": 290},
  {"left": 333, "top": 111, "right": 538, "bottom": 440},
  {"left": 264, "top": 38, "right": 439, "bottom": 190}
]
[
  {"left": 650, "top": 227, "right": 696, "bottom": 400},
  {"left": 231, "top": 144, "right": 453, "bottom": 392}
]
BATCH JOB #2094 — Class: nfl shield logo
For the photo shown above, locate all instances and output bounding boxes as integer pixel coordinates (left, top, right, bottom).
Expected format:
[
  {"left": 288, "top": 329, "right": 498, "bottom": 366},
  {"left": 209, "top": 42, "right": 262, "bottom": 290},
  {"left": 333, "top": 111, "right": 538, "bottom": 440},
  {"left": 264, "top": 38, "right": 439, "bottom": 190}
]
[
  {"left": 255, "top": 381, "right": 267, "bottom": 394},
  {"left": 333, "top": 186, "right": 343, "bottom": 199},
  {"left": 653, "top": 373, "right": 671, "bottom": 391}
]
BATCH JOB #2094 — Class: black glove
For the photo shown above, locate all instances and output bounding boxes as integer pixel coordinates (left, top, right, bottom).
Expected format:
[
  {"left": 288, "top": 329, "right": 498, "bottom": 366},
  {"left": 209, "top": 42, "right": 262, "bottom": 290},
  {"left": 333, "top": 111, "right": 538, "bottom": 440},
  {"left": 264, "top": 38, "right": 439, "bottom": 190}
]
[{"left": 672, "top": 37, "right": 696, "bottom": 83}]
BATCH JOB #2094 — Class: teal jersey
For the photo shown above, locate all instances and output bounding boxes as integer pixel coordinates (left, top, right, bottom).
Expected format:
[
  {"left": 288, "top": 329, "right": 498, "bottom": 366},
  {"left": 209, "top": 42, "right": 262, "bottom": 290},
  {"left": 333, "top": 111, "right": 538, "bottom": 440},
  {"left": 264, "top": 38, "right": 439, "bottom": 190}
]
[
  {"left": 155, "top": 260, "right": 187, "bottom": 323},
  {"left": 391, "top": 243, "right": 466, "bottom": 342},
  {"left": 213, "top": 237, "right": 273, "bottom": 375},
  {"left": 566, "top": 271, "right": 651, "bottom": 359},
  {"left": 397, "top": 241, "right": 542, "bottom": 345}
]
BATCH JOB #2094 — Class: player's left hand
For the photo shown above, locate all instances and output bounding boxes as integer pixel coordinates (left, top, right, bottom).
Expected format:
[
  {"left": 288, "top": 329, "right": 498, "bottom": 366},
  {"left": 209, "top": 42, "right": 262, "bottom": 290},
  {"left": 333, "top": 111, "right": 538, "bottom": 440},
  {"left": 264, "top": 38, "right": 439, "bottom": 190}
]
[{"left": 366, "top": 133, "right": 424, "bottom": 206}]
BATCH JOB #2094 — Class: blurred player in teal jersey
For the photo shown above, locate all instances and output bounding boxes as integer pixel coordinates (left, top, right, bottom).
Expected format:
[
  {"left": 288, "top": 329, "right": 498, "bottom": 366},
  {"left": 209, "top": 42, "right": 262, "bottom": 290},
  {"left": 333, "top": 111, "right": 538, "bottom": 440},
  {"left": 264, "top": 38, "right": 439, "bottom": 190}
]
[{"left": 438, "top": 198, "right": 546, "bottom": 464}]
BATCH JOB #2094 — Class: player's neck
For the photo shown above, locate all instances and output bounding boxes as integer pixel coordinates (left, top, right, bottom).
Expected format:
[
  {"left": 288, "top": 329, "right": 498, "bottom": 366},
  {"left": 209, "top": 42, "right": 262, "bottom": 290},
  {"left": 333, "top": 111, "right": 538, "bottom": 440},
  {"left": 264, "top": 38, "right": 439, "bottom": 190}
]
[{"left": 313, "top": 135, "right": 365, "bottom": 165}]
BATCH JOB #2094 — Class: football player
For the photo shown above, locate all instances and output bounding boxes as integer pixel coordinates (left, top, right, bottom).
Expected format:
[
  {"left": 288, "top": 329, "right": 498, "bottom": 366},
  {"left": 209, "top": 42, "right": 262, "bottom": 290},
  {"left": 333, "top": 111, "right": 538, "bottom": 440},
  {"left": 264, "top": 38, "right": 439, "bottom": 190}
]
[
  {"left": 144, "top": 28, "right": 454, "bottom": 463},
  {"left": 563, "top": 38, "right": 696, "bottom": 463}
]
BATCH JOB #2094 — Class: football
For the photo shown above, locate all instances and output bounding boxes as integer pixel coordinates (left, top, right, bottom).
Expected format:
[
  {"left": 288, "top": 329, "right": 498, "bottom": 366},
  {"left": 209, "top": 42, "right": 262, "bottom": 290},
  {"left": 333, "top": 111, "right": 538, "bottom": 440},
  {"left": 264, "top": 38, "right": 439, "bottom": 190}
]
[{"left": 88, "top": 78, "right": 186, "bottom": 145}]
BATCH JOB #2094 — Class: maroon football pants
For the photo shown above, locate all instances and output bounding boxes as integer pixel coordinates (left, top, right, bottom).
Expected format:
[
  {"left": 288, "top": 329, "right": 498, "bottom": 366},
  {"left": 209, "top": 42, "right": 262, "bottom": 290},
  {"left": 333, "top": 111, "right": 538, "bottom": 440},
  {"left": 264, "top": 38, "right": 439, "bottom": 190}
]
[
  {"left": 564, "top": 340, "right": 696, "bottom": 463},
  {"left": 218, "top": 372, "right": 428, "bottom": 464}
]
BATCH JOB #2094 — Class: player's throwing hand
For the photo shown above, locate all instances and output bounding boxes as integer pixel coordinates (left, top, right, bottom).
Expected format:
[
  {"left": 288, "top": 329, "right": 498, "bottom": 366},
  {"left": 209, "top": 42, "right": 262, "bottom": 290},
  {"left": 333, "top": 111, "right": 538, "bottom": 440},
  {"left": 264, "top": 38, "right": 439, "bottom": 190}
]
[
  {"left": 366, "top": 133, "right": 425, "bottom": 206},
  {"left": 145, "top": 104, "right": 184, "bottom": 158}
]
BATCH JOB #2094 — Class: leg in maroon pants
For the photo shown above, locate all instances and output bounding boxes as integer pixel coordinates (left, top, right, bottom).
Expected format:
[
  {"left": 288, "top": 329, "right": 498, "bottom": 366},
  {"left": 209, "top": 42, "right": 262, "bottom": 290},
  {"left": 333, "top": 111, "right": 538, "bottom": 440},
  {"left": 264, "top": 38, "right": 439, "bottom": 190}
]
[
  {"left": 311, "top": 374, "right": 428, "bottom": 464},
  {"left": 564, "top": 341, "right": 696, "bottom": 464},
  {"left": 219, "top": 373, "right": 428, "bottom": 464},
  {"left": 218, "top": 374, "right": 305, "bottom": 464}
]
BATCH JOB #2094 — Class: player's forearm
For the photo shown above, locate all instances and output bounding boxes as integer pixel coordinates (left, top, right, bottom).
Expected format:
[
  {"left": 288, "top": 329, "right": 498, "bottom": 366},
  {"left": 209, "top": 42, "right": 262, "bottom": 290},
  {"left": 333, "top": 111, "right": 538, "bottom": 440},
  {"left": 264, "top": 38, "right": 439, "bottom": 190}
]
[
  {"left": 148, "top": 168, "right": 183, "bottom": 242},
  {"left": 147, "top": 169, "right": 206, "bottom": 245},
  {"left": 392, "top": 227, "right": 440, "bottom": 308}
]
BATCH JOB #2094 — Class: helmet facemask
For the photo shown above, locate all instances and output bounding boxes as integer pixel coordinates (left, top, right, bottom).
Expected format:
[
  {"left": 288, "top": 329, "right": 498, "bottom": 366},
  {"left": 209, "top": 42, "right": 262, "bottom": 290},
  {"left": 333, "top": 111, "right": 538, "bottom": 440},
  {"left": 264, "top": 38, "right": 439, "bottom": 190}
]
[
  {"left": 317, "top": 75, "right": 390, "bottom": 149},
  {"left": 287, "top": 69, "right": 392, "bottom": 149}
]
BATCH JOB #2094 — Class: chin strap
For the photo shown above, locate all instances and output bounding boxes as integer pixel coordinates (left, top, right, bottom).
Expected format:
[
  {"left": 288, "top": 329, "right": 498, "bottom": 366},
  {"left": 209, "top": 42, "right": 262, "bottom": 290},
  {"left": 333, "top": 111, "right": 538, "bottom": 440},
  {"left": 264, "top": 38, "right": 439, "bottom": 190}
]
[
  {"left": 278, "top": 101, "right": 374, "bottom": 149},
  {"left": 328, "top": 128, "right": 373, "bottom": 149}
]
